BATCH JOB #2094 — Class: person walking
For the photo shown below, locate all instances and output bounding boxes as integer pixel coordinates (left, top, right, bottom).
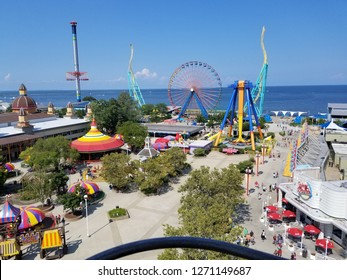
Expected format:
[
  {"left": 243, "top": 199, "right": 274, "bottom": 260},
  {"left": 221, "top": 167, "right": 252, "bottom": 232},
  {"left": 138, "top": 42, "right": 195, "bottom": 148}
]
[{"left": 261, "top": 230, "right": 266, "bottom": 241}]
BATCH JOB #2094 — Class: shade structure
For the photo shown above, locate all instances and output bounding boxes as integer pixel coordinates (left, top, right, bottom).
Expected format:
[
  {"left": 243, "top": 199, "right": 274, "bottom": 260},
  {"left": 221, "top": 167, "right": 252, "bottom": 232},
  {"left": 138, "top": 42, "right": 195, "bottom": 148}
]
[
  {"left": 4, "top": 162, "right": 15, "bottom": 172},
  {"left": 164, "top": 135, "right": 175, "bottom": 141},
  {"left": 265, "top": 205, "right": 278, "bottom": 212},
  {"left": 267, "top": 212, "right": 282, "bottom": 220},
  {"left": 287, "top": 228, "right": 303, "bottom": 237},
  {"left": 114, "top": 134, "right": 123, "bottom": 140},
  {"left": 71, "top": 119, "right": 124, "bottom": 153},
  {"left": 68, "top": 181, "right": 100, "bottom": 195},
  {"left": 155, "top": 138, "right": 170, "bottom": 144},
  {"left": 18, "top": 206, "right": 45, "bottom": 230},
  {"left": 315, "top": 239, "right": 334, "bottom": 249},
  {"left": 0, "top": 200, "right": 20, "bottom": 224},
  {"left": 152, "top": 142, "right": 168, "bottom": 151},
  {"left": 282, "top": 210, "right": 296, "bottom": 218},
  {"left": 304, "top": 224, "right": 321, "bottom": 235}
]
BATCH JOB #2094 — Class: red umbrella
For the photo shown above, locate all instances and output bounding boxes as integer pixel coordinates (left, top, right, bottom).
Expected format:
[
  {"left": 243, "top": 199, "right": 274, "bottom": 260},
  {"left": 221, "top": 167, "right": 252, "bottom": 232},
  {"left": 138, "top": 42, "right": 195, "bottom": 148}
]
[
  {"left": 304, "top": 225, "right": 320, "bottom": 235},
  {"left": 287, "top": 227, "right": 303, "bottom": 237},
  {"left": 267, "top": 212, "right": 282, "bottom": 220},
  {"left": 152, "top": 142, "right": 168, "bottom": 151},
  {"left": 265, "top": 205, "right": 278, "bottom": 212},
  {"left": 155, "top": 138, "right": 169, "bottom": 144},
  {"left": 316, "top": 239, "right": 334, "bottom": 249},
  {"left": 282, "top": 210, "right": 296, "bottom": 218}
]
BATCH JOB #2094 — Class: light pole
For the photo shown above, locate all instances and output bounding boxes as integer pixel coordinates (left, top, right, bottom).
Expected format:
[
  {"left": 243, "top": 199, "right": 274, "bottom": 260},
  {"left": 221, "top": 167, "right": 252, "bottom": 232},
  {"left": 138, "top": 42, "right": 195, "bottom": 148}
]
[
  {"left": 245, "top": 167, "right": 251, "bottom": 196},
  {"left": 255, "top": 151, "right": 261, "bottom": 176},
  {"left": 84, "top": 194, "right": 90, "bottom": 237},
  {"left": 261, "top": 144, "right": 266, "bottom": 164},
  {"left": 325, "top": 237, "right": 329, "bottom": 260}
]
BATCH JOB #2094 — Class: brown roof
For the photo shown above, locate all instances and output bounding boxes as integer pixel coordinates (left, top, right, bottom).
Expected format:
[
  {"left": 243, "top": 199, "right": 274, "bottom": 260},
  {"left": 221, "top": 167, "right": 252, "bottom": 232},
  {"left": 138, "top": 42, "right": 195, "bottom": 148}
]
[
  {"left": 12, "top": 95, "right": 37, "bottom": 110},
  {"left": 0, "top": 112, "right": 54, "bottom": 124}
]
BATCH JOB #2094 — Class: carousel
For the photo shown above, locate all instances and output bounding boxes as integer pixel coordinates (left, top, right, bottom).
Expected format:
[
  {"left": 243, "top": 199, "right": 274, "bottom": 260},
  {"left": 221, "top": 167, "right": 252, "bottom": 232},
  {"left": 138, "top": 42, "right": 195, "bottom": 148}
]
[
  {"left": 71, "top": 118, "right": 124, "bottom": 160},
  {"left": 0, "top": 199, "right": 67, "bottom": 260}
]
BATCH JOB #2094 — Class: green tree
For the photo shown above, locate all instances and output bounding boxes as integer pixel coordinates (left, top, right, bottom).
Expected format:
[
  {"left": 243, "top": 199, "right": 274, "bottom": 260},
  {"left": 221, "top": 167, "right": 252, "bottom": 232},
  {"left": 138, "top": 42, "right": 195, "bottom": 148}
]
[
  {"left": 57, "top": 187, "right": 86, "bottom": 215},
  {"left": 19, "top": 136, "right": 79, "bottom": 172},
  {"left": 49, "top": 171, "right": 69, "bottom": 195},
  {"left": 82, "top": 96, "right": 97, "bottom": 102},
  {"left": 21, "top": 170, "right": 53, "bottom": 205},
  {"left": 100, "top": 153, "right": 135, "bottom": 191},
  {"left": 141, "top": 104, "right": 155, "bottom": 115},
  {"left": 159, "top": 147, "right": 187, "bottom": 176},
  {"left": 117, "top": 121, "right": 148, "bottom": 151},
  {"left": 158, "top": 164, "right": 244, "bottom": 260},
  {"left": 91, "top": 99, "right": 119, "bottom": 134},
  {"left": 134, "top": 158, "right": 169, "bottom": 194},
  {"left": 117, "top": 92, "right": 142, "bottom": 125}
]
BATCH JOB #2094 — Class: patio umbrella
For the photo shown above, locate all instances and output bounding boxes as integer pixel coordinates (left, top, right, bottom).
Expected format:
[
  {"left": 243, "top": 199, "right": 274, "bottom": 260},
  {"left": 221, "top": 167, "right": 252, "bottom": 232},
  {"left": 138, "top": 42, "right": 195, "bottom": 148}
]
[
  {"left": 152, "top": 142, "right": 168, "bottom": 151},
  {"left": 0, "top": 200, "right": 21, "bottom": 224},
  {"left": 18, "top": 206, "right": 45, "bottom": 230},
  {"left": 68, "top": 181, "right": 100, "bottom": 195},
  {"left": 265, "top": 205, "right": 278, "bottom": 212},
  {"left": 267, "top": 212, "right": 282, "bottom": 220},
  {"left": 287, "top": 227, "right": 303, "bottom": 237},
  {"left": 155, "top": 138, "right": 170, "bottom": 144},
  {"left": 282, "top": 210, "right": 296, "bottom": 218},
  {"left": 4, "top": 162, "right": 15, "bottom": 172},
  {"left": 315, "top": 239, "right": 334, "bottom": 249},
  {"left": 304, "top": 224, "right": 321, "bottom": 235}
]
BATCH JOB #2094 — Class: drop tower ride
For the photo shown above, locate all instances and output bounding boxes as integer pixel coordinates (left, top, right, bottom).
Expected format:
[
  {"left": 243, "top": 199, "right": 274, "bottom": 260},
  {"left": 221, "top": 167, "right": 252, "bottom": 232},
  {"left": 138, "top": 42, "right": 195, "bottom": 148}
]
[{"left": 66, "top": 21, "right": 88, "bottom": 102}]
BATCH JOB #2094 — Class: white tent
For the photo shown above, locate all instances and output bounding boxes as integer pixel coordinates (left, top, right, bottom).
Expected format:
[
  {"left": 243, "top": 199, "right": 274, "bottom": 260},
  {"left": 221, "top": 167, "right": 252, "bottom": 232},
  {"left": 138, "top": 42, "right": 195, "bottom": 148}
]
[{"left": 326, "top": 121, "right": 346, "bottom": 131}]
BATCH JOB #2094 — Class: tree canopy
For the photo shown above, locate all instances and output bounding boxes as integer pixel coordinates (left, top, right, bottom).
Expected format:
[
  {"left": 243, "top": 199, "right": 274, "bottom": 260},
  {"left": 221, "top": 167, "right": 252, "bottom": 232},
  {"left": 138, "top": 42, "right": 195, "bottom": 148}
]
[
  {"left": 90, "top": 92, "right": 142, "bottom": 135},
  {"left": 19, "top": 136, "right": 79, "bottom": 172},
  {"left": 158, "top": 164, "right": 245, "bottom": 260},
  {"left": 100, "top": 153, "right": 135, "bottom": 191},
  {"left": 117, "top": 121, "right": 148, "bottom": 151}
]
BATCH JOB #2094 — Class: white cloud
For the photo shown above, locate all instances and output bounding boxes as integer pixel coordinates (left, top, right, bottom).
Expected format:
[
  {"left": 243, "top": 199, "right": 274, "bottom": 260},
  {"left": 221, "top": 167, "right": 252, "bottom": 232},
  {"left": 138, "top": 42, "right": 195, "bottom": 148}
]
[
  {"left": 114, "top": 77, "right": 126, "bottom": 82},
  {"left": 4, "top": 73, "right": 11, "bottom": 81},
  {"left": 134, "top": 68, "right": 157, "bottom": 79}
]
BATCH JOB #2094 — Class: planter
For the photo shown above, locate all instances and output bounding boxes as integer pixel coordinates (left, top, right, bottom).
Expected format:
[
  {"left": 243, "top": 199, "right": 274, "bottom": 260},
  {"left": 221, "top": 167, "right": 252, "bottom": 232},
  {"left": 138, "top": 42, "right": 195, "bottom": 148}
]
[{"left": 108, "top": 209, "right": 130, "bottom": 221}]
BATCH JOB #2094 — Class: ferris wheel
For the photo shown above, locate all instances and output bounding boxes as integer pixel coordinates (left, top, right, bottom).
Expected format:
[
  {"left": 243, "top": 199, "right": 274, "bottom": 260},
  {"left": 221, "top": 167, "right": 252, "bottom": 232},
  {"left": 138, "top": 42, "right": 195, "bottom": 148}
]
[{"left": 168, "top": 61, "right": 222, "bottom": 119}]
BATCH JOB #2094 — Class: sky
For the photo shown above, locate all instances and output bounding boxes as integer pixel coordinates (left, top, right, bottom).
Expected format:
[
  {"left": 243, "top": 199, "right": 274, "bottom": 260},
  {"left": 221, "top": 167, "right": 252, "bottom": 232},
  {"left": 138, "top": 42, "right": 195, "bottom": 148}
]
[{"left": 0, "top": 0, "right": 347, "bottom": 90}]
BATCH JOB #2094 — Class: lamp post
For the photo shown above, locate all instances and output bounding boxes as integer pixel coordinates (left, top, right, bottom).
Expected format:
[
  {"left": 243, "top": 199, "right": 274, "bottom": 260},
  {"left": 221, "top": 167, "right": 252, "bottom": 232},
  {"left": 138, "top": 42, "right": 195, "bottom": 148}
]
[
  {"left": 325, "top": 237, "right": 329, "bottom": 260},
  {"left": 245, "top": 167, "right": 251, "bottom": 196},
  {"left": 255, "top": 151, "right": 261, "bottom": 176},
  {"left": 261, "top": 144, "right": 266, "bottom": 164},
  {"left": 84, "top": 194, "right": 90, "bottom": 237}
]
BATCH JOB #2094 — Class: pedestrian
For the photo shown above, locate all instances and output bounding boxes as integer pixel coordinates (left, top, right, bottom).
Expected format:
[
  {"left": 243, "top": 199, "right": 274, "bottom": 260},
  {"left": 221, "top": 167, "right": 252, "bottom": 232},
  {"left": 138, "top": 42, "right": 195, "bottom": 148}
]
[
  {"left": 58, "top": 214, "right": 61, "bottom": 224},
  {"left": 61, "top": 217, "right": 65, "bottom": 224},
  {"left": 290, "top": 253, "right": 295, "bottom": 260},
  {"left": 258, "top": 192, "right": 262, "bottom": 200},
  {"left": 273, "top": 234, "right": 277, "bottom": 244},
  {"left": 250, "top": 230, "right": 254, "bottom": 237},
  {"left": 109, "top": 184, "right": 113, "bottom": 191},
  {"left": 261, "top": 230, "right": 266, "bottom": 241},
  {"left": 293, "top": 252, "right": 296, "bottom": 260},
  {"left": 263, "top": 185, "right": 267, "bottom": 192},
  {"left": 268, "top": 184, "right": 272, "bottom": 192}
]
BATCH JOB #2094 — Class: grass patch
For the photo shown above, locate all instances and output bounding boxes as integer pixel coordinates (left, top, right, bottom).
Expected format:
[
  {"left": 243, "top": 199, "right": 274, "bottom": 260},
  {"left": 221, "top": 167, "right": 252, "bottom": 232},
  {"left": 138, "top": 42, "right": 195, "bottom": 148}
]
[{"left": 108, "top": 207, "right": 127, "bottom": 218}]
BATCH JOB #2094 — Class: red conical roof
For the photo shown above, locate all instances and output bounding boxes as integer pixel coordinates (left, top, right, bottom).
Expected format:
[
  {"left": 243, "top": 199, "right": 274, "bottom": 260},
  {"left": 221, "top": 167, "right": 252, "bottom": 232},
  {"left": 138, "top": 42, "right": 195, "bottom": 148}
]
[{"left": 71, "top": 119, "right": 124, "bottom": 153}]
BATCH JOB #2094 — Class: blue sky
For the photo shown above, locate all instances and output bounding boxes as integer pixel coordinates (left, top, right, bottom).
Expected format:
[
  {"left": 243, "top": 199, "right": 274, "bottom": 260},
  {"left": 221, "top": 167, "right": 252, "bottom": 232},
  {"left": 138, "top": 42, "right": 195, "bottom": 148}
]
[{"left": 0, "top": 0, "right": 347, "bottom": 90}]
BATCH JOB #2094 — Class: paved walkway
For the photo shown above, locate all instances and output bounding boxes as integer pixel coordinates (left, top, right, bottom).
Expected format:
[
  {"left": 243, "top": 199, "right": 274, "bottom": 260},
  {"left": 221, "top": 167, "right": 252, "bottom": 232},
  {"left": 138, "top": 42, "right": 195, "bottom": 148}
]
[{"left": 4, "top": 119, "right": 345, "bottom": 260}]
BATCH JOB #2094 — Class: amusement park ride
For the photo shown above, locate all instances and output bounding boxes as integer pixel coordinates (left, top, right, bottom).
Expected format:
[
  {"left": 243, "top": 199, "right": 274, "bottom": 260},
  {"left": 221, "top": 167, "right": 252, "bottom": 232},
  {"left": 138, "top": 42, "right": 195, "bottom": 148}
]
[
  {"left": 66, "top": 21, "right": 89, "bottom": 103},
  {"left": 168, "top": 27, "right": 268, "bottom": 151},
  {"left": 128, "top": 44, "right": 146, "bottom": 107},
  {"left": 168, "top": 61, "right": 222, "bottom": 119}
]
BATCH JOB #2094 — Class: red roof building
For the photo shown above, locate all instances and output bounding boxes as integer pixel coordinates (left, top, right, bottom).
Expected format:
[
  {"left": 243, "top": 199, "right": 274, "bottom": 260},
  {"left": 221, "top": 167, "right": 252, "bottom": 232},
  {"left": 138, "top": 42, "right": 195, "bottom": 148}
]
[{"left": 71, "top": 119, "right": 124, "bottom": 159}]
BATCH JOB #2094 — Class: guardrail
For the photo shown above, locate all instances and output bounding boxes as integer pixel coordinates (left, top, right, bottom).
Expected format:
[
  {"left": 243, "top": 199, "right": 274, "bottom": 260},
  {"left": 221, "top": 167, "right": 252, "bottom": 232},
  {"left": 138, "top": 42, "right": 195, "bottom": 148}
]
[{"left": 87, "top": 236, "right": 285, "bottom": 260}]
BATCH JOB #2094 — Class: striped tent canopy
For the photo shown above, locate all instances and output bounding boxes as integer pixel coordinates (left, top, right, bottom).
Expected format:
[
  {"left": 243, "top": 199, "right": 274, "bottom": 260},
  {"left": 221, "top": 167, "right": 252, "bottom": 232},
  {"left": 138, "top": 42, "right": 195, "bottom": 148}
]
[
  {"left": 71, "top": 118, "right": 124, "bottom": 153},
  {"left": 0, "top": 200, "right": 21, "bottom": 224}
]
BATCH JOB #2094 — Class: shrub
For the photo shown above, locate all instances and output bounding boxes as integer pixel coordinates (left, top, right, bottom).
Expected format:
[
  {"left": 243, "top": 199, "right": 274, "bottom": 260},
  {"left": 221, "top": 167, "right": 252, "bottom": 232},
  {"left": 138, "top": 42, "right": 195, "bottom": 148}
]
[
  {"left": 193, "top": 148, "right": 206, "bottom": 157},
  {"left": 267, "top": 132, "right": 275, "bottom": 139},
  {"left": 236, "top": 160, "right": 254, "bottom": 173},
  {"left": 108, "top": 208, "right": 127, "bottom": 218}
]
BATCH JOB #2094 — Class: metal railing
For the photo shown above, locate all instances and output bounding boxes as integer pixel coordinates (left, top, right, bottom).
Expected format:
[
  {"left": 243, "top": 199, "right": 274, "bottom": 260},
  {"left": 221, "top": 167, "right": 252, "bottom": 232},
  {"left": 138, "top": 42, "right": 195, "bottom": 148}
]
[{"left": 87, "top": 236, "right": 285, "bottom": 260}]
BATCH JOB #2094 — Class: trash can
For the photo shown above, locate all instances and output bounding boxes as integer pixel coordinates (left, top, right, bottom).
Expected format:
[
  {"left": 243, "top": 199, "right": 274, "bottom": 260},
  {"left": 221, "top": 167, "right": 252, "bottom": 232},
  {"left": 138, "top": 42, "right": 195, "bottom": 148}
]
[{"left": 302, "top": 249, "right": 308, "bottom": 258}]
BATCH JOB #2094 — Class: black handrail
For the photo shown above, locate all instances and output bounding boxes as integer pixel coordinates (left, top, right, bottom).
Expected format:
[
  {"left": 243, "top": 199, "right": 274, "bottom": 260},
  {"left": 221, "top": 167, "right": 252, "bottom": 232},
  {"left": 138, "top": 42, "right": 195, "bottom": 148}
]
[{"left": 87, "top": 236, "right": 285, "bottom": 260}]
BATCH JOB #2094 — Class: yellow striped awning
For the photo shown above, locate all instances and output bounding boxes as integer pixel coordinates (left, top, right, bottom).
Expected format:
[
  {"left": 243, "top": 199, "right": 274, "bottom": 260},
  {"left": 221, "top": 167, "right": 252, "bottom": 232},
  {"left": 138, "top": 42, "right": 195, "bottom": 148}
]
[
  {"left": 41, "top": 229, "right": 62, "bottom": 249},
  {"left": 0, "top": 239, "right": 20, "bottom": 257}
]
